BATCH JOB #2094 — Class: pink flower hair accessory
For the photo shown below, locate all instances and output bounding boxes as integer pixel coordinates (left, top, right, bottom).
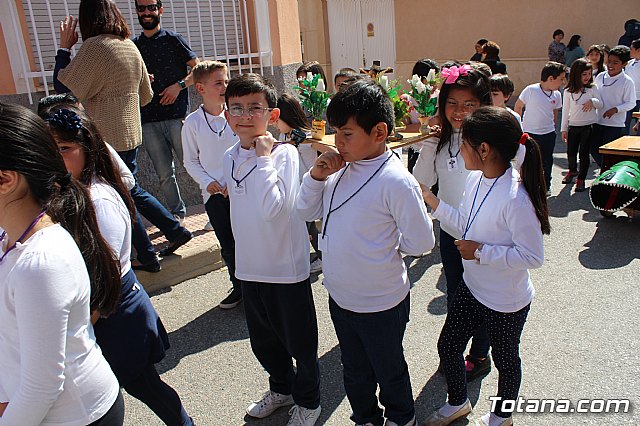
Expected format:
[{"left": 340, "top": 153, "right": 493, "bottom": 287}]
[{"left": 441, "top": 64, "right": 472, "bottom": 84}]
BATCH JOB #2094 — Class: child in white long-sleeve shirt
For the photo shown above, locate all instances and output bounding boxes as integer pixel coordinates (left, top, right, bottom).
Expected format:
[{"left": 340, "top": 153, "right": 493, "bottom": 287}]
[
  {"left": 297, "top": 79, "right": 435, "bottom": 426},
  {"left": 591, "top": 45, "right": 636, "bottom": 166},
  {"left": 182, "top": 60, "right": 242, "bottom": 309},
  {"left": 222, "top": 73, "right": 321, "bottom": 426},
  {"left": 560, "top": 58, "right": 602, "bottom": 192},
  {"left": 422, "top": 107, "right": 549, "bottom": 426}
]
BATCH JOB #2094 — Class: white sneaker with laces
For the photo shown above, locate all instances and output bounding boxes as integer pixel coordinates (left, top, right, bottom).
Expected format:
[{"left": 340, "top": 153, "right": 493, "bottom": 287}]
[
  {"left": 309, "top": 258, "right": 322, "bottom": 274},
  {"left": 287, "top": 404, "right": 321, "bottom": 426},
  {"left": 204, "top": 221, "right": 213, "bottom": 231},
  {"left": 246, "top": 390, "right": 294, "bottom": 418}
]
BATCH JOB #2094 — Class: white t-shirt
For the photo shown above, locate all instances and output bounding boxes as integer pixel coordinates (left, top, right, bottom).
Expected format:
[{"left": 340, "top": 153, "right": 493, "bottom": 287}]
[
  {"left": 412, "top": 130, "right": 469, "bottom": 238},
  {"left": 594, "top": 70, "right": 637, "bottom": 127},
  {"left": 91, "top": 180, "right": 132, "bottom": 276},
  {"left": 106, "top": 142, "right": 135, "bottom": 190},
  {"left": 297, "top": 150, "right": 435, "bottom": 313},
  {"left": 182, "top": 106, "right": 239, "bottom": 203},
  {"left": 507, "top": 107, "right": 523, "bottom": 129},
  {"left": 518, "top": 83, "right": 562, "bottom": 134},
  {"left": 561, "top": 86, "right": 602, "bottom": 132},
  {"left": 223, "top": 142, "right": 310, "bottom": 283},
  {"left": 625, "top": 59, "right": 640, "bottom": 100},
  {"left": 433, "top": 168, "right": 544, "bottom": 313},
  {"left": 0, "top": 224, "right": 119, "bottom": 425}
]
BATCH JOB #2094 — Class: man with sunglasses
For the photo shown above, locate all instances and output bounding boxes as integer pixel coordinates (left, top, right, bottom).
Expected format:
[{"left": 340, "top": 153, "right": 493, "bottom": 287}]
[{"left": 133, "top": 0, "right": 200, "bottom": 225}]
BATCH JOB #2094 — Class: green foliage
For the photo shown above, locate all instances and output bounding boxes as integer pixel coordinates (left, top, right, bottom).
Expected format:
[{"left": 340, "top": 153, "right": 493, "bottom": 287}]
[{"left": 294, "top": 74, "right": 332, "bottom": 121}]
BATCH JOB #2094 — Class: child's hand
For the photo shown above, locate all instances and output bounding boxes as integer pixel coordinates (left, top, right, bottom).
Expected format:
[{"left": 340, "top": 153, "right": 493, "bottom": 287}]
[
  {"left": 254, "top": 133, "right": 276, "bottom": 157},
  {"left": 455, "top": 239, "right": 482, "bottom": 260},
  {"left": 562, "top": 131, "right": 568, "bottom": 143},
  {"left": 581, "top": 100, "right": 595, "bottom": 112},
  {"left": 220, "top": 186, "right": 229, "bottom": 197},
  {"left": 0, "top": 401, "right": 7, "bottom": 416},
  {"left": 206, "top": 180, "right": 224, "bottom": 195},
  {"left": 421, "top": 186, "right": 440, "bottom": 211},
  {"left": 310, "top": 152, "right": 345, "bottom": 180},
  {"left": 603, "top": 107, "right": 618, "bottom": 119},
  {"left": 59, "top": 16, "right": 78, "bottom": 49}
]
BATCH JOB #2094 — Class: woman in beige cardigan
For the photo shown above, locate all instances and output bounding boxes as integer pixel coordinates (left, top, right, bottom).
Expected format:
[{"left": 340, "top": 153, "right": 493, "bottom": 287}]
[{"left": 54, "top": 0, "right": 192, "bottom": 274}]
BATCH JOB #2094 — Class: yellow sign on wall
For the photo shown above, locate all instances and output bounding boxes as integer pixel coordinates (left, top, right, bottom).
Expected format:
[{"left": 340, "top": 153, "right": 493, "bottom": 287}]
[{"left": 367, "top": 22, "right": 374, "bottom": 37}]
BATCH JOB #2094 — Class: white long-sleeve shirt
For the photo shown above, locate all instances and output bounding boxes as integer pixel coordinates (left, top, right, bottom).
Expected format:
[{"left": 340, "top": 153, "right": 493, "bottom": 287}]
[
  {"left": 182, "top": 106, "right": 239, "bottom": 203},
  {"left": 594, "top": 70, "right": 636, "bottom": 127},
  {"left": 223, "top": 142, "right": 310, "bottom": 283},
  {"left": 561, "top": 86, "right": 602, "bottom": 132},
  {"left": 91, "top": 180, "right": 131, "bottom": 277},
  {"left": 412, "top": 130, "right": 469, "bottom": 238},
  {"left": 296, "top": 151, "right": 435, "bottom": 313},
  {"left": 0, "top": 224, "right": 119, "bottom": 425},
  {"left": 433, "top": 168, "right": 544, "bottom": 313},
  {"left": 625, "top": 59, "right": 640, "bottom": 100},
  {"left": 106, "top": 142, "right": 135, "bottom": 190}
]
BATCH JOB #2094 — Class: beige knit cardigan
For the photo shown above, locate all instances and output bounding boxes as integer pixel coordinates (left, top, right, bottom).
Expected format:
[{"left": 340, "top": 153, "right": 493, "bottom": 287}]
[{"left": 58, "top": 35, "right": 153, "bottom": 152}]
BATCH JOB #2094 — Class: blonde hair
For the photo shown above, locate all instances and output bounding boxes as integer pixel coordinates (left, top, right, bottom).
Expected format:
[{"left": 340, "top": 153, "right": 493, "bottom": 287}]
[{"left": 192, "top": 60, "right": 228, "bottom": 84}]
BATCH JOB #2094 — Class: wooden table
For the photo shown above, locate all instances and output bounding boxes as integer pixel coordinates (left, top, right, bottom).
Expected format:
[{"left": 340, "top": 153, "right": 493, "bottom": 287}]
[
  {"left": 632, "top": 112, "right": 640, "bottom": 119},
  {"left": 304, "top": 123, "right": 433, "bottom": 150},
  {"left": 598, "top": 136, "right": 640, "bottom": 215}
]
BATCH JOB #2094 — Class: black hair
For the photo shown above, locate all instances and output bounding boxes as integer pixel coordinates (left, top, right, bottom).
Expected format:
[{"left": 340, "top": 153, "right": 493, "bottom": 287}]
[
  {"left": 412, "top": 58, "right": 440, "bottom": 78},
  {"left": 0, "top": 103, "right": 121, "bottom": 314},
  {"left": 277, "top": 94, "right": 310, "bottom": 132},
  {"left": 632, "top": 39, "right": 640, "bottom": 50},
  {"left": 608, "top": 45, "right": 631, "bottom": 63},
  {"left": 470, "top": 61, "right": 493, "bottom": 78},
  {"left": 461, "top": 106, "right": 550, "bottom": 234},
  {"left": 476, "top": 38, "right": 488, "bottom": 46},
  {"left": 334, "top": 69, "right": 356, "bottom": 84},
  {"left": 490, "top": 74, "right": 515, "bottom": 96},
  {"left": 296, "top": 61, "right": 328, "bottom": 86},
  {"left": 326, "top": 79, "right": 393, "bottom": 136},
  {"left": 553, "top": 29, "right": 564, "bottom": 38},
  {"left": 225, "top": 73, "right": 277, "bottom": 108},
  {"left": 134, "top": 0, "right": 162, "bottom": 6},
  {"left": 566, "top": 58, "right": 593, "bottom": 93},
  {"left": 436, "top": 63, "right": 492, "bottom": 154},
  {"left": 40, "top": 104, "right": 136, "bottom": 222},
  {"left": 567, "top": 34, "right": 581, "bottom": 51},
  {"left": 600, "top": 44, "right": 611, "bottom": 54},
  {"left": 587, "top": 44, "right": 605, "bottom": 74},
  {"left": 37, "top": 93, "right": 79, "bottom": 116},
  {"left": 482, "top": 41, "right": 500, "bottom": 59},
  {"left": 540, "top": 61, "right": 566, "bottom": 81}
]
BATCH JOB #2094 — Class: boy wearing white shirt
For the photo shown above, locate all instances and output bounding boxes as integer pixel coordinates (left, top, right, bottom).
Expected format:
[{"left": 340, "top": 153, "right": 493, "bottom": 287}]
[
  {"left": 222, "top": 73, "right": 321, "bottom": 425},
  {"left": 182, "top": 61, "right": 242, "bottom": 309},
  {"left": 515, "top": 62, "right": 566, "bottom": 193},
  {"left": 297, "top": 80, "right": 435, "bottom": 426},
  {"left": 624, "top": 39, "right": 640, "bottom": 134},
  {"left": 592, "top": 45, "right": 636, "bottom": 166}
]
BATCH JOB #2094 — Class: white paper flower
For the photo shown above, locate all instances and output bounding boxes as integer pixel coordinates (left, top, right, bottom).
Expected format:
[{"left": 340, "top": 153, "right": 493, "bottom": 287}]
[
  {"left": 416, "top": 81, "right": 427, "bottom": 94},
  {"left": 426, "top": 69, "right": 436, "bottom": 82},
  {"left": 411, "top": 74, "right": 421, "bottom": 86},
  {"left": 380, "top": 76, "right": 389, "bottom": 90},
  {"left": 306, "top": 72, "right": 314, "bottom": 82},
  {"left": 316, "top": 78, "right": 325, "bottom": 92}
]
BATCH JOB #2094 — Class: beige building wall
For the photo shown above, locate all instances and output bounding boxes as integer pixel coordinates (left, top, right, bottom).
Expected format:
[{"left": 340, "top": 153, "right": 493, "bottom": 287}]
[{"left": 300, "top": 0, "right": 638, "bottom": 96}]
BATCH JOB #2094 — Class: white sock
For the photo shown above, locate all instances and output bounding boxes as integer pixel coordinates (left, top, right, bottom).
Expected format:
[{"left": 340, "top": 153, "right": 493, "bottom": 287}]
[
  {"left": 436, "top": 399, "right": 469, "bottom": 417},
  {"left": 481, "top": 412, "right": 511, "bottom": 425}
]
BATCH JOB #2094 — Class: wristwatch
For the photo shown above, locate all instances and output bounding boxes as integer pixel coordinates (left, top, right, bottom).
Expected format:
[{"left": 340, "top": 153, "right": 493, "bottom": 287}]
[
  {"left": 474, "top": 244, "right": 484, "bottom": 262},
  {"left": 178, "top": 79, "right": 186, "bottom": 90}
]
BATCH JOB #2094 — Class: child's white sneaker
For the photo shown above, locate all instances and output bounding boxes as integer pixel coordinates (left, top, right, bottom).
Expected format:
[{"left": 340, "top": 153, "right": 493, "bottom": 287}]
[
  {"left": 246, "top": 390, "right": 294, "bottom": 418},
  {"left": 287, "top": 404, "right": 321, "bottom": 425},
  {"left": 476, "top": 412, "right": 513, "bottom": 426},
  {"left": 385, "top": 415, "right": 416, "bottom": 425},
  {"left": 309, "top": 258, "right": 323, "bottom": 274}
]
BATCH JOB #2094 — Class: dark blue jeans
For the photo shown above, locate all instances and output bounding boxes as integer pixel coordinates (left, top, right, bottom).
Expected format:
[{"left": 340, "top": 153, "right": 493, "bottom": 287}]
[
  {"left": 88, "top": 390, "right": 124, "bottom": 426},
  {"left": 124, "top": 364, "right": 193, "bottom": 426},
  {"left": 591, "top": 125, "right": 625, "bottom": 167},
  {"left": 329, "top": 294, "right": 414, "bottom": 426},
  {"left": 118, "top": 147, "right": 187, "bottom": 264},
  {"left": 204, "top": 194, "right": 240, "bottom": 292},
  {"left": 440, "top": 230, "right": 490, "bottom": 359},
  {"left": 529, "top": 132, "right": 556, "bottom": 191}
]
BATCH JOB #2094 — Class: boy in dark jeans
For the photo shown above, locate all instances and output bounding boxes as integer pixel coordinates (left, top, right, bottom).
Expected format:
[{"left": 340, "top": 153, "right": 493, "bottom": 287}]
[
  {"left": 223, "top": 73, "right": 320, "bottom": 425},
  {"left": 297, "top": 79, "right": 435, "bottom": 426}
]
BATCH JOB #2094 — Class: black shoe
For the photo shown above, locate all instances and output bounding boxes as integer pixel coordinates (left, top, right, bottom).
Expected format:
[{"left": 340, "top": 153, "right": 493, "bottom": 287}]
[
  {"left": 159, "top": 231, "right": 193, "bottom": 256},
  {"left": 219, "top": 287, "right": 242, "bottom": 309},
  {"left": 131, "top": 259, "right": 161, "bottom": 273},
  {"left": 465, "top": 354, "right": 491, "bottom": 381}
]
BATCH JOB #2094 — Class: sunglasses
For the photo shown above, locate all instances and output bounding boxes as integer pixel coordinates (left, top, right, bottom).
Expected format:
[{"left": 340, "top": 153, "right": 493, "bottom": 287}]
[{"left": 136, "top": 4, "right": 160, "bottom": 12}]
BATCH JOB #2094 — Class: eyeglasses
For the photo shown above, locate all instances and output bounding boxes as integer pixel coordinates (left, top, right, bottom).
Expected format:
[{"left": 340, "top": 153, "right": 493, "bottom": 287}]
[
  {"left": 136, "top": 4, "right": 160, "bottom": 13},
  {"left": 227, "top": 106, "right": 272, "bottom": 117}
]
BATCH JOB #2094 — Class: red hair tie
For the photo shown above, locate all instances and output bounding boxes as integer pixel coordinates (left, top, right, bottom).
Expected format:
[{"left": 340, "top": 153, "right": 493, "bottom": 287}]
[{"left": 519, "top": 133, "right": 529, "bottom": 145}]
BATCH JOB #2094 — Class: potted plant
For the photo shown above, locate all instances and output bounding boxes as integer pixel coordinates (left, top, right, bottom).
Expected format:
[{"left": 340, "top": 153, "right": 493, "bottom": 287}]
[
  {"left": 295, "top": 72, "right": 331, "bottom": 140},
  {"left": 379, "top": 75, "right": 412, "bottom": 141},
  {"left": 406, "top": 69, "right": 442, "bottom": 135}
]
